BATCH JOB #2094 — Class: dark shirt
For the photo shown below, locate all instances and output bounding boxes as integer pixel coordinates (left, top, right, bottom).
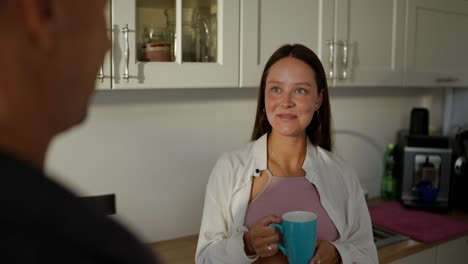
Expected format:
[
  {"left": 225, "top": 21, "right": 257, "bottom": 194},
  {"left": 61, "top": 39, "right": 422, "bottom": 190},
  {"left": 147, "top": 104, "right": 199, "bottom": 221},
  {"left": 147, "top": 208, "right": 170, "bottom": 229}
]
[{"left": 0, "top": 149, "right": 159, "bottom": 264}]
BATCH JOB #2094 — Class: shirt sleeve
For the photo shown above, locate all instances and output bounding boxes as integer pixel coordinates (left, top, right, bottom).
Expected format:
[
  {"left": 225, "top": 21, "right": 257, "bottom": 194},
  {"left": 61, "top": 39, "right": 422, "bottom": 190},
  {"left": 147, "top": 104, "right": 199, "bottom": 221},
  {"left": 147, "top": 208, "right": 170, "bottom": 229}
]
[
  {"left": 195, "top": 154, "right": 258, "bottom": 264},
  {"left": 330, "top": 170, "right": 379, "bottom": 264}
]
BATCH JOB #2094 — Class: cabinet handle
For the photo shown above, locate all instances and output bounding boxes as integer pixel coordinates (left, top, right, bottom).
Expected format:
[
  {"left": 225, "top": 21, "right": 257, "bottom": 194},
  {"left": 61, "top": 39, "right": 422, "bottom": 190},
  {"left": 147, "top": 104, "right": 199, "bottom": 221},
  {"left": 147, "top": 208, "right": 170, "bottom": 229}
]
[
  {"left": 341, "top": 41, "right": 349, "bottom": 80},
  {"left": 435, "top": 77, "right": 459, "bottom": 83},
  {"left": 326, "top": 40, "right": 335, "bottom": 79},
  {"left": 97, "top": 64, "right": 104, "bottom": 83},
  {"left": 121, "top": 24, "right": 130, "bottom": 82}
]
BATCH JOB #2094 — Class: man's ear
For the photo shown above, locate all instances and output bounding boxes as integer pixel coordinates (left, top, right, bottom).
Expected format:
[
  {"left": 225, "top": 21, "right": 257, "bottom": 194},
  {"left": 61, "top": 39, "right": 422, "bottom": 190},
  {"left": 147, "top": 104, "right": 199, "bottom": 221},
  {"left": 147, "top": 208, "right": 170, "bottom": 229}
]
[{"left": 20, "top": 0, "right": 56, "bottom": 53}]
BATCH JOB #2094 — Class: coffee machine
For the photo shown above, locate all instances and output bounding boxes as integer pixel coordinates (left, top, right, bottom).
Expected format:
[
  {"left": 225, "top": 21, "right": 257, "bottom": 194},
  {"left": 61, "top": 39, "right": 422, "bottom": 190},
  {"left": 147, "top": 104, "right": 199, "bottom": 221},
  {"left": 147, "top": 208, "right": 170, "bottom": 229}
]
[
  {"left": 451, "top": 129, "right": 468, "bottom": 212},
  {"left": 395, "top": 131, "right": 452, "bottom": 211}
]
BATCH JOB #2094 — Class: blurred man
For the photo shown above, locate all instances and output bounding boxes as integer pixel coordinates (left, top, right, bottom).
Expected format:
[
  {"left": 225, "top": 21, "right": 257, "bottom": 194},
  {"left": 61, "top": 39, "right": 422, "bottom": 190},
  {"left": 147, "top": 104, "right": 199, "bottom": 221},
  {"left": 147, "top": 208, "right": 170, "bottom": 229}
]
[{"left": 0, "top": 1, "right": 158, "bottom": 263}]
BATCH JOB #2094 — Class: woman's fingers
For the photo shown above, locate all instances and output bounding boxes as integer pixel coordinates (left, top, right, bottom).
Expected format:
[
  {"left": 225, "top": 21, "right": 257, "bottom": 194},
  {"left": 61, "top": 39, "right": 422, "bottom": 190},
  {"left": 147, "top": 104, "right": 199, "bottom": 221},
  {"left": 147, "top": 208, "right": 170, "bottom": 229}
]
[
  {"left": 249, "top": 215, "right": 283, "bottom": 257},
  {"left": 309, "top": 240, "right": 323, "bottom": 264},
  {"left": 252, "top": 232, "right": 280, "bottom": 249},
  {"left": 250, "top": 215, "right": 281, "bottom": 239},
  {"left": 309, "top": 240, "right": 340, "bottom": 264},
  {"left": 259, "top": 214, "right": 282, "bottom": 226},
  {"left": 257, "top": 240, "right": 279, "bottom": 258},
  {"left": 252, "top": 231, "right": 280, "bottom": 257}
]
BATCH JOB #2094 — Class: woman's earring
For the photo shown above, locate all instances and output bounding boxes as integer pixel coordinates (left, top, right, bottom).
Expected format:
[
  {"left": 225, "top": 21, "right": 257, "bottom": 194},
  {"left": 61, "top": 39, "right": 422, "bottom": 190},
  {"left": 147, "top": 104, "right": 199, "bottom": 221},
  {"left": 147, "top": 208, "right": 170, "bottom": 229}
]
[{"left": 263, "top": 108, "right": 266, "bottom": 113}]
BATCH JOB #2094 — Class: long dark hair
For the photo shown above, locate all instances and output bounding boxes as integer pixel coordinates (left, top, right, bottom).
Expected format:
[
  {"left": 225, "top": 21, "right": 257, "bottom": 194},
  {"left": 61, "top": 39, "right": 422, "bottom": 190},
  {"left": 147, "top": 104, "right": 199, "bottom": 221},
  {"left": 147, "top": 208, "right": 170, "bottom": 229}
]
[{"left": 250, "top": 44, "right": 333, "bottom": 151}]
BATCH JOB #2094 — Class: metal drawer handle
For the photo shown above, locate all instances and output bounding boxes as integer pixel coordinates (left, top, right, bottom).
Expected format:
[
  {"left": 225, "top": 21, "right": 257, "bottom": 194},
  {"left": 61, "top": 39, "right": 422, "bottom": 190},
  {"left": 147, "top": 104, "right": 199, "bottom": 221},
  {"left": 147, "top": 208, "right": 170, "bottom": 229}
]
[
  {"left": 341, "top": 41, "right": 349, "bottom": 80},
  {"left": 326, "top": 40, "right": 335, "bottom": 79},
  {"left": 97, "top": 64, "right": 104, "bottom": 83},
  {"left": 435, "top": 77, "right": 459, "bottom": 83},
  {"left": 121, "top": 24, "right": 130, "bottom": 82}
]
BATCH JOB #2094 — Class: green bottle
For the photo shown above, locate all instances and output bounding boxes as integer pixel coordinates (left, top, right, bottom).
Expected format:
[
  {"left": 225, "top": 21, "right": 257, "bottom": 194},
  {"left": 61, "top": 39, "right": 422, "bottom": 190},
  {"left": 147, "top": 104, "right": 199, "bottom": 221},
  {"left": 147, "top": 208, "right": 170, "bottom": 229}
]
[{"left": 381, "top": 144, "right": 396, "bottom": 199}]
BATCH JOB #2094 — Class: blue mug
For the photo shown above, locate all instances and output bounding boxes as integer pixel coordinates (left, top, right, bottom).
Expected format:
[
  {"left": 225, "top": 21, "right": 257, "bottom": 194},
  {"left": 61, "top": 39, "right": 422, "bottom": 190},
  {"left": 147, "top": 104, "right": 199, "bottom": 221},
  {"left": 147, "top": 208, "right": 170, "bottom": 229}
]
[{"left": 271, "top": 211, "right": 317, "bottom": 264}]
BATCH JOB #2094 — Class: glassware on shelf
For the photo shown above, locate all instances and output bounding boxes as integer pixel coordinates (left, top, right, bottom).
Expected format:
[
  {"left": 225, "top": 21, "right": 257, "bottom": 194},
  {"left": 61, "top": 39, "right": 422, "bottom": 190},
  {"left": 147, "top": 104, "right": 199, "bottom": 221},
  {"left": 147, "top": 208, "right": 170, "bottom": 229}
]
[
  {"left": 192, "top": 7, "right": 209, "bottom": 62},
  {"left": 192, "top": 5, "right": 217, "bottom": 62},
  {"left": 136, "top": 1, "right": 218, "bottom": 63},
  {"left": 164, "top": 9, "right": 176, "bottom": 61},
  {"left": 145, "top": 43, "right": 171, "bottom": 62},
  {"left": 165, "top": 8, "right": 195, "bottom": 62},
  {"left": 141, "top": 25, "right": 172, "bottom": 62},
  {"left": 182, "top": 8, "right": 195, "bottom": 62},
  {"left": 209, "top": 6, "right": 217, "bottom": 62}
]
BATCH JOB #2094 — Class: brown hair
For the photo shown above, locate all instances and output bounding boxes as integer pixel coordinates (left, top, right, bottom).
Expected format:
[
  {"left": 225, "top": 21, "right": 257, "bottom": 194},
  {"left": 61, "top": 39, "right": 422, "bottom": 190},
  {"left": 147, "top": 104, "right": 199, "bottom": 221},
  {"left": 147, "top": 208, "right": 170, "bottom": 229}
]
[{"left": 250, "top": 44, "right": 333, "bottom": 151}]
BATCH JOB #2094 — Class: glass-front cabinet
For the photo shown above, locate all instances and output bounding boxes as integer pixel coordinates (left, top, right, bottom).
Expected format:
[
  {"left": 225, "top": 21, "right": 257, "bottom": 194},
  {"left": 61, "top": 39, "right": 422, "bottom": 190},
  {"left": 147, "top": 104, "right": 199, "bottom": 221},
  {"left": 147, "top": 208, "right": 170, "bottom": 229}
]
[{"left": 111, "top": 0, "right": 239, "bottom": 89}]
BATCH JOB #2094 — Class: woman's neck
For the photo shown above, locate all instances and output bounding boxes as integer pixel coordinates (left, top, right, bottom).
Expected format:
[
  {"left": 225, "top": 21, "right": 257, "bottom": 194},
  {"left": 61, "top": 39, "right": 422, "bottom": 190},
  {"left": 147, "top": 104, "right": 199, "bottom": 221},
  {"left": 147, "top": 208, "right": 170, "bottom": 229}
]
[{"left": 267, "top": 131, "right": 307, "bottom": 173}]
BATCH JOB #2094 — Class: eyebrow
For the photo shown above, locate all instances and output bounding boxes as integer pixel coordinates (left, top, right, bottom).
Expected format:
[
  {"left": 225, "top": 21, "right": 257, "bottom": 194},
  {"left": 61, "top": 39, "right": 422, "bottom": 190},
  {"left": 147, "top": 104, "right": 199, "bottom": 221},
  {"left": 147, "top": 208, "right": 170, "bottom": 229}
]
[{"left": 267, "top": 80, "right": 314, "bottom": 87}]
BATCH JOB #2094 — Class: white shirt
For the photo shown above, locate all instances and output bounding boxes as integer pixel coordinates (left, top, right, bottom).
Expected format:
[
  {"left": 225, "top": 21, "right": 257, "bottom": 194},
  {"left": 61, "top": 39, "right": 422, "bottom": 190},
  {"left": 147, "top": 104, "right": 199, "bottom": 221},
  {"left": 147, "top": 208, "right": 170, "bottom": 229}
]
[{"left": 195, "top": 134, "right": 378, "bottom": 264}]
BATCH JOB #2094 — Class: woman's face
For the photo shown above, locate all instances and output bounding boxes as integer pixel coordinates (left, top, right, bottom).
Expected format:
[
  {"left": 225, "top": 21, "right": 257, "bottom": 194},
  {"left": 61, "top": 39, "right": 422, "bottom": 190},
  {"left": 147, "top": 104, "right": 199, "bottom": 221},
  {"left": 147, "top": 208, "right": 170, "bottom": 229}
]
[{"left": 264, "top": 57, "right": 323, "bottom": 138}]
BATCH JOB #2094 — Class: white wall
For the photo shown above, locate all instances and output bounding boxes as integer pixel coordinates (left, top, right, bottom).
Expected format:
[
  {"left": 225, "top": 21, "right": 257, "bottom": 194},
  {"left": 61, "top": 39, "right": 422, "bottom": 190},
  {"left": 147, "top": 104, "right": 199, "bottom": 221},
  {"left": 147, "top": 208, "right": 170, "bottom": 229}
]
[
  {"left": 46, "top": 87, "right": 444, "bottom": 243},
  {"left": 450, "top": 88, "right": 468, "bottom": 130}
]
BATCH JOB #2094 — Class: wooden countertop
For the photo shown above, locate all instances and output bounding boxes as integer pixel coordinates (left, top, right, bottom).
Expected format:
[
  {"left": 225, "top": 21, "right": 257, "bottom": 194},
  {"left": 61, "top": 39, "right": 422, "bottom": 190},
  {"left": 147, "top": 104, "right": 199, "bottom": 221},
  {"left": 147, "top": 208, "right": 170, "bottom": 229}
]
[
  {"left": 149, "top": 235, "right": 198, "bottom": 264},
  {"left": 148, "top": 199, "right": 468, "bottom": 264}
]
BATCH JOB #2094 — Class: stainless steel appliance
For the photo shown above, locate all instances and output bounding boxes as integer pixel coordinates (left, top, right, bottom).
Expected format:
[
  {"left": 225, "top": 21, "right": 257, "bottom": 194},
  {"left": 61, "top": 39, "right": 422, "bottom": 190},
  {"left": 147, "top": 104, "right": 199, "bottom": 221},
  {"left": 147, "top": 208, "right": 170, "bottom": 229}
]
[{"left": 395, "top": 131, "right": 452, "bottom": 211}]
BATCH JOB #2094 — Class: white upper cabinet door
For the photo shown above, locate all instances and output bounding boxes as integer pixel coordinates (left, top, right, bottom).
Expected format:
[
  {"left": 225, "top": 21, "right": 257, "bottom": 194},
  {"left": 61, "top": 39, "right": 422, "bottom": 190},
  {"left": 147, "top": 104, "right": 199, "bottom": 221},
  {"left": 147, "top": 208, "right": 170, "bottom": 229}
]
[
  {"left": 332, "top": 0, "right": 406, "bottom": 87},
  {"left": 112, "top": 0, "right": 239, "bottom": 89},
  {"left": 239, "top": 0, "right": 332, "bottom": 88},
  {"left": 240, "top": 0, "right": 405, "bottom": 88},
  {"left": 96, "top": 1, "right": 112, "bottom": 90},
  {"left": 405, "top": 0, "right": 468, "bottom": 87}
]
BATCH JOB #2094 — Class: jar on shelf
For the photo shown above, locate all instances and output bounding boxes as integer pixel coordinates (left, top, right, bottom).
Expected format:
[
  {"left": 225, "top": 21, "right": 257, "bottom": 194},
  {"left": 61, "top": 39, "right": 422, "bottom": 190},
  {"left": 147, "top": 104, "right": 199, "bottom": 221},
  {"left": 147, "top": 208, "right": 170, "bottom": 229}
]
[
  {"left": 145, "top": 43, "right": 171, "bottom": 62},
  {"left": 143, "top": 25, "right": 172, "bottom": 62}
]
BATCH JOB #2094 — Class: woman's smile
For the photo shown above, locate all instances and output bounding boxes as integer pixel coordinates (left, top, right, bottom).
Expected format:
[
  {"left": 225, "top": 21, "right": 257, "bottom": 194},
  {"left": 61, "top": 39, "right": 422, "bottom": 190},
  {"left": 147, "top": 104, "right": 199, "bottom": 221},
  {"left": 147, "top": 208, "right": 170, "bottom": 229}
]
[{"left": 277, "top": 113, "right": 297, "bottom": 120}]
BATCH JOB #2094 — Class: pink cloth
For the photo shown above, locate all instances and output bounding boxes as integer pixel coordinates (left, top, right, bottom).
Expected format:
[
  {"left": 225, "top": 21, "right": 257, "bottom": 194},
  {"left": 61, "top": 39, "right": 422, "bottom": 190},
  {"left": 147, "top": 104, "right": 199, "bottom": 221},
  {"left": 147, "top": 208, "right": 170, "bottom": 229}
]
[
  {"left": 244, "top": 170, "right": 338, "bottom": 241},
  {"left": 369, "top": 201, "right": 468, "bottom": 243}
]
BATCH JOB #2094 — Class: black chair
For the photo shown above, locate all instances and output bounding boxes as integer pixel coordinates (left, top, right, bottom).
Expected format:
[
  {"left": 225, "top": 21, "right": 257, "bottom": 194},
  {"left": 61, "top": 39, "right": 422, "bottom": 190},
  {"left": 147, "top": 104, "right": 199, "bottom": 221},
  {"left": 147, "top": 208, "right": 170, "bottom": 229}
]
[{"left": 79, "top": 194, "right": 116, "bottom": 215}]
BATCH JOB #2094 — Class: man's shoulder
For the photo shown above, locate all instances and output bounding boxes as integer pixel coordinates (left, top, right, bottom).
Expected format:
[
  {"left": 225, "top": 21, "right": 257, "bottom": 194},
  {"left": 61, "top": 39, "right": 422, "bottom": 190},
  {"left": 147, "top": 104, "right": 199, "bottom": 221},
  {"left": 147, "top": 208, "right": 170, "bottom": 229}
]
[
  {"left": 0, "top": 150, "right": 159, "bottom": 264},
  {"left": 1, "top": 179, "right": 159, "bottom": 264}
]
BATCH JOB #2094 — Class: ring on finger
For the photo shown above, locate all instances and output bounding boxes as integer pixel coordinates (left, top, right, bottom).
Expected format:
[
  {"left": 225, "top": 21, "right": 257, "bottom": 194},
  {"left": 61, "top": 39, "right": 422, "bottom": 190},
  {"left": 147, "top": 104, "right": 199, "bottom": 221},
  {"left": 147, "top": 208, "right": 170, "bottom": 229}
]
[{"left": 266, "top": 244, "right": 273, "bottom": 253}]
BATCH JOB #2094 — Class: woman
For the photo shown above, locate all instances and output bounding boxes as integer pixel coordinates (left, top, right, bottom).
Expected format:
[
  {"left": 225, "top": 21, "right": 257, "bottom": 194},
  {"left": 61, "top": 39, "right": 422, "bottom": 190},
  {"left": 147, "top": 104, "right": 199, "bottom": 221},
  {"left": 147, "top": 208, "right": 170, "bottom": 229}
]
[{"left": 196, "top": 44, "right": 377, "bottom": 264}]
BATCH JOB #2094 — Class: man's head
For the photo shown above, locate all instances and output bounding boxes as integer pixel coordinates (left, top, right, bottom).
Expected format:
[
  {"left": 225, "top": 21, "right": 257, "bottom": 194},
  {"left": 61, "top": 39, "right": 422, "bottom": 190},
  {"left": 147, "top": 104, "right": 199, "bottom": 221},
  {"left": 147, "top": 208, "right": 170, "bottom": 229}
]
[{"left": 0, "top": 0, "right": 109, "bottom": 136}]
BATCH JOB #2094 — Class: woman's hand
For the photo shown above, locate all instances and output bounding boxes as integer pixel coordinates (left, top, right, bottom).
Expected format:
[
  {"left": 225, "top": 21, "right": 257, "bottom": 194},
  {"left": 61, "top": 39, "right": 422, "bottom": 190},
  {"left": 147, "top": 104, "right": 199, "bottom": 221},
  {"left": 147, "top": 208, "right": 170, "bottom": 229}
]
[
  {"left": 309, "top": 240, "right": 341, "bottom": 264},
  {"left": 243, "top": 215, "right": 282, "bottom": 258}
]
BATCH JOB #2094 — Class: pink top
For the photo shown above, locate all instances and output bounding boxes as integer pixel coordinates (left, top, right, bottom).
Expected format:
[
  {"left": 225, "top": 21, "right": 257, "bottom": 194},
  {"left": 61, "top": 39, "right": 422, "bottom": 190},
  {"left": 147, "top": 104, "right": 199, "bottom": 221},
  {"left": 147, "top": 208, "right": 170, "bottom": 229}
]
[{"left": 244, "top": 169, "right": 339, "bottom": 241}]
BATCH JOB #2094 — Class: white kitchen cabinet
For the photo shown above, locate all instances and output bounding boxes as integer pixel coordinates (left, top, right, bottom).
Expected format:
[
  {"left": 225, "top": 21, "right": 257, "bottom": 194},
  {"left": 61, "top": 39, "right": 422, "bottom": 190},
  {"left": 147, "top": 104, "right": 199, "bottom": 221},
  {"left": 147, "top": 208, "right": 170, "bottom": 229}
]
[
  {"left": 111, "top": 0, "right": 239, "bottom": 89},
  {"left": 240, "top": 0, "right": 405, "bottom": 88},
  {"left": 331, "top": 0, "right": 406, "bottom": 87},
  {"left": 389, "top": 247, "right": 437, "bottom": 264},
  {"left": 239, "top": 0, "right": 328, "bottom": 88},
  {"left": 96, "top": 1, "right": 112, "bottom": 90},
  {"left": 436, "top": 235, "right": 468, "bottom": 264},
  {"left": 404, "top": 0, "right": 468, "bottom": 87}
]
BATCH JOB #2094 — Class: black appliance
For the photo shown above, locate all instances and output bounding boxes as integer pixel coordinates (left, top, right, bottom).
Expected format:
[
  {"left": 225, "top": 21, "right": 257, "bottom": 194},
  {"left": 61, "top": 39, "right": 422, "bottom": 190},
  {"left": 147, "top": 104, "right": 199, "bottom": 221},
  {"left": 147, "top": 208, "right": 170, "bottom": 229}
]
[{"left": 451, "top": 129, "right": 468, "bottom": 212}]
